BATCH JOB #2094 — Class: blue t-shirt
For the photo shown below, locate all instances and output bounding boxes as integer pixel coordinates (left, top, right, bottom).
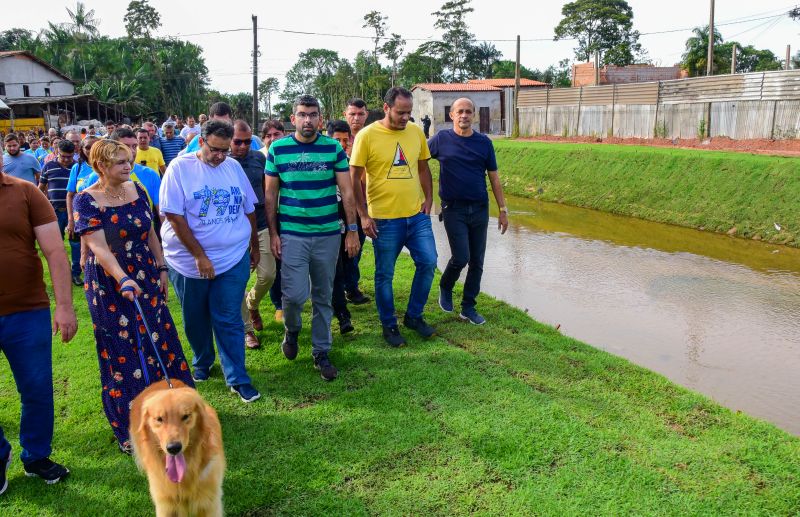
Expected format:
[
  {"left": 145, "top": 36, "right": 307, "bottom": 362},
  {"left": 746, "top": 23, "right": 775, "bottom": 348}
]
[
  {"left": 3, "top": 152, "right": 41, "bottom": 183},
  {"left": 158, "top": 136, "right": 186, "bottom": 166},
  {"left": 428, "top": 129, "right": 498, "bottom": 202},
  {"left": 40, "top": 161, "right": 72, "bottom": 208},
  {"left": 66, "top": 161, "right": 95, "bottom": 193},
  {"left": 82, "top": 163, "right": 161, "bottom": 207}
]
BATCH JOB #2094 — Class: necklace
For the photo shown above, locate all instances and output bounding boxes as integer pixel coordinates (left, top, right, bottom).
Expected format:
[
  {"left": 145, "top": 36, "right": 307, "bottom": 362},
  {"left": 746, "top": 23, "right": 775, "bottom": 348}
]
[{"left": 103, "top": 184, "right": 127, "bottom": 202}]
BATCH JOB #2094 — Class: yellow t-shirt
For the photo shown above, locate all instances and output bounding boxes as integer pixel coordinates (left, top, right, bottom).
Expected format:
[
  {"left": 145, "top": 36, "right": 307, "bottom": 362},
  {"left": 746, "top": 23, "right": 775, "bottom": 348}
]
[
  {"left": 135, "top": 146, "right": 165, "bottom": 173},
  {"left": 350, "top": 121, "right": 431, "bottom": 219}
]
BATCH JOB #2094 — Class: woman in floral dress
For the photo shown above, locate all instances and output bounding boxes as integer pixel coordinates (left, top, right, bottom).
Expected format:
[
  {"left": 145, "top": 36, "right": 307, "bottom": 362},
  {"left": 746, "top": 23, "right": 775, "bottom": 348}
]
[{"left": 72, "top": 139, "right": 194, "bottom": 453}]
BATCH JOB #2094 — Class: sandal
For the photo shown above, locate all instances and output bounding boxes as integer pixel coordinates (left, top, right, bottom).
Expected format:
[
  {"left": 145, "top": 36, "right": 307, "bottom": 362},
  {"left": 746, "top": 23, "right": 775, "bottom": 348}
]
[{"left": 118, "top": 441, "right": 133, "bottom": 455}]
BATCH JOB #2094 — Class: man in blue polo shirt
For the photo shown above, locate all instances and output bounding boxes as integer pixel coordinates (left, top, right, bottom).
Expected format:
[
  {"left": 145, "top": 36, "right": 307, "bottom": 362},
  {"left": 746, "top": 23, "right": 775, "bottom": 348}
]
[
  {"left": 158, "top": 123, "right": 185, "bottom": 167},
  {"left": 428, "top": 97, "right": 509, "bottom": 326},
  {"left": 3, "top": 134, "right": 41, "bottom": 184},
  {"left": 38, "top": 140, "right": 75, "bottom": 239}
]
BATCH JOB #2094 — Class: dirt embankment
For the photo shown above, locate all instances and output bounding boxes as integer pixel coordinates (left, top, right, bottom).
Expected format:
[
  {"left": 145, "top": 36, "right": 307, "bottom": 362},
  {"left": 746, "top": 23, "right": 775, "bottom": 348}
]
[{"left": 518, "top": 135, "right": 800, "bottom": 157}]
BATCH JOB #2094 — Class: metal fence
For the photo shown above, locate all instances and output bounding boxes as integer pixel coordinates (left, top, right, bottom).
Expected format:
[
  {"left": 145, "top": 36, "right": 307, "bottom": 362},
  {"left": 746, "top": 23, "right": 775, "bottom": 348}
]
[{"left": 516, "top": 70, "right": 800, "bottom": 139}]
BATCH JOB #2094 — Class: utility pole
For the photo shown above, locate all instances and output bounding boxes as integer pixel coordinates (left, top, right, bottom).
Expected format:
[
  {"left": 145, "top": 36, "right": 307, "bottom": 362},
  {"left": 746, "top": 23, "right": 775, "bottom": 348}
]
[
  {"left": 594, "top": 51, "right": 600, "bottom": 85},
  {"left": 731, "top": 43, "right": 736, "bottom": 74},
  {"left": 512, "top": 34, "right": 520, "bottom": 138},
  {"left": 252, "top": 15, "right": 258, "bottom": 131},
  {"left": 706, "top": 0, "right": 715, "bottom": 77},
  {"left": 786, "top": 44, "right": 791, "bottom": 70}
]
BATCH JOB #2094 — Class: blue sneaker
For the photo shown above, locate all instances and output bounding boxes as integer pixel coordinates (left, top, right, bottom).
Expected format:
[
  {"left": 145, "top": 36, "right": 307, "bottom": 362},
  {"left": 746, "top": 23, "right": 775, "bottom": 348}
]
[
  {"left": 459, "top": 308, "right": 486, "bottom": 325},
  {"left": 192, "top": 368, "right": 209, "bottom": 382},
  {"left": 438, "top": 288, "right": 454, "bottom": 313},
  {"left": 230, "top": 383, "right": 261, "bottom": 403}
]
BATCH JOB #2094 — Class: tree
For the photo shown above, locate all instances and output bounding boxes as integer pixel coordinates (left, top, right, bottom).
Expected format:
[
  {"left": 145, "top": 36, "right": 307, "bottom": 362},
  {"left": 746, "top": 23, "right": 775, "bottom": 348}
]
[
  {"left": 0, "top": 28, "right": 35, "bottom": 51},
  {"left": 680, "top": 26, "right": 724, "bottom": 76},
  {"left": 66, "top": 1, "right": 100, "bottom": 39},
  {"left": 717, "top": 43, "right": 781, "bottom": 74},
  {"left": 281, "top": 49, "right": 355, "bottom": 120},
  {"left": 258, "top": 77, "right": 280, "bottom": 118},
  {"left": 124, "top": 0, "right": 162, "bottom": 40},
  {"left": 467, "top": 41, "right": 502, "bottom": 79},
  {"left": 553, "top": 0, "right": 643, "bottom": 66},
  {"left": 381, "top": 33, "right": 406, "bottom": 87},
  {"left": 421, "top": 0, "right": 476, "bottom": 82},
  {"left": 491, "top": 60, "right": 539, "bottom": 80},
  {"left": 363, "top": 11, "right": 387, "bottom": 68},
  {"left": 398, "top": 49, "right": 445, "bottom": 87}
]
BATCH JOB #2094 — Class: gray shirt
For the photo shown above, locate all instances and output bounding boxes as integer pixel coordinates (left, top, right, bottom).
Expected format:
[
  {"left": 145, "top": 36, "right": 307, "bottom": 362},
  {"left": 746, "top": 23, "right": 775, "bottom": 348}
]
[
  {"left": 2, "top": 152, "right": 41, "bottom": 183},
  {"left": 233, "top": 150, "right": 268, "bottom": 231}
]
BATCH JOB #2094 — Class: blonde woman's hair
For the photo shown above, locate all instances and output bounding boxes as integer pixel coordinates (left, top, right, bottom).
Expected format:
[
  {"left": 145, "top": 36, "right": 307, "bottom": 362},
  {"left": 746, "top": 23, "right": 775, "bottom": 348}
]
[{"left": 88, "top": 139, "right": 131, "bottom": 176}]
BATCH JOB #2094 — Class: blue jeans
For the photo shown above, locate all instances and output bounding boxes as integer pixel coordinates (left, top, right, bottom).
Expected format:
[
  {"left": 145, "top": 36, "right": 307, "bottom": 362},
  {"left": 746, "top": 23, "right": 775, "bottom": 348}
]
[
  {"left": 0, "top": 308, "right": 54, "bottom": 465},
  {"left": 169, "top": 252, "right": 252, "bottom": 387},
  {"left": 68, "top": 236, "right": 81, "bottom": 277},
  {"left": 439, "top": 200, "right": 489, "bottom": 310},
  {"left": 372, "top": 212, "right": 438, "bottom": 326},
  {"left": 54, "top": 207, "right": 68, "bottom": 240}
]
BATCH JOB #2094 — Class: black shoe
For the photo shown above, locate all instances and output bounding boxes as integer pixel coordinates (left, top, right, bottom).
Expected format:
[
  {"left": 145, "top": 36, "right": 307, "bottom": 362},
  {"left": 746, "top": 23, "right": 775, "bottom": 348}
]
[
  {"left": 382, "top": 325, "right": 407, "bottom": 347},
  {"left": 71, "top": 274, "right": 82, "bottom": 287},
  {"left": 313, "top": 353, "right": 338, "bottom": 381},
  {"left": 337, "top": 312, "right": 354, "bottom": 334},
  {"left": 23, "top": 458, "right": 69, "bottom": 485},
  {"left": 403, "top": 314, "right": 436, "bottom": 338},
  {"left": 0, "top": 450, "right": 10, "bottom": 495},
  {"left": 282, "top": 330, "right": 299, "bottom": 360},
  {"left": 346, "top": 289, "right": 370, "bottom": 305}
]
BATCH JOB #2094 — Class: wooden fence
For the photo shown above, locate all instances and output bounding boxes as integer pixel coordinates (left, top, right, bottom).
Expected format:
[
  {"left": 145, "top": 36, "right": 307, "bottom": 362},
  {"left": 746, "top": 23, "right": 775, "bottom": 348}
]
[{"left": 516, "top": 70, "right": 800, "bottom": 139}]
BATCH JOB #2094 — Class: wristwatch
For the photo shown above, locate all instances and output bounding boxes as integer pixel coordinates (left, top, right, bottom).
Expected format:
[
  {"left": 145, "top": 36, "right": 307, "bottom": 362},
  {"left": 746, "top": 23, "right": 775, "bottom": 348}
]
[
  {"left": 347, "top": 223, "right": 359, "bottom": 232},
  {"left": 499, "top": 206, "right": 508, "bottom": 213}
]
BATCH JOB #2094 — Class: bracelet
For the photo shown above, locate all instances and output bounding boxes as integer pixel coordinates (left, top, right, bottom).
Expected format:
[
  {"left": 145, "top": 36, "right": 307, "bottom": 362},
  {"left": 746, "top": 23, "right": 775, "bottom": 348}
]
[
  {"left": 157, "top": 265, "right": 169, "bottom": 273},
  {"left": 117, "top": 275, "right": 131, "bottom": 290}
]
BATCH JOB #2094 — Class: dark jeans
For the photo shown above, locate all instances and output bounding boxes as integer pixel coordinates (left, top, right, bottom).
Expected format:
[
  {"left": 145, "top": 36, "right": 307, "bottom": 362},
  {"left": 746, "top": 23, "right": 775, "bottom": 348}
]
[
  {"left": 68, "top": 235, "right": 81, "bottom": 277},
  {"left": 439, "top": 200, "right": 489, "bottom": 310},
  {"left": 269, "top": 258, "right": 282, "bottom": 310},
  {"left": 343, "top": 223, "right": 366, "bottom": 293},
  {"left": 0, "top": 308, "right": 54, "bottom": 465},
  {"left": 54, "top": 207, "right": 68, "bottom": 240},
  {"left": 332, "top": 233, "right": 350, "bottom": 319}
]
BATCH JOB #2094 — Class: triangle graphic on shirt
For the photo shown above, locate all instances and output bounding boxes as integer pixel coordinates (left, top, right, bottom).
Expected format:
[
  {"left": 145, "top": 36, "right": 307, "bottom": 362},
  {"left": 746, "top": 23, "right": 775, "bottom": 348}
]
[{"left": 386, "top": 143, "right": 412, "bottom": 179}]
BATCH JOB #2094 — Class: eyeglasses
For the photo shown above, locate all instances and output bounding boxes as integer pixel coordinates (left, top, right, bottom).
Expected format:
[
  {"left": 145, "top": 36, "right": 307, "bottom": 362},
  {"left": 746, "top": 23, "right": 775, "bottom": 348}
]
[
  {"left": 205, "top": 144, "right": 229, "bottom": 155},
  {"left": 232, "top": 138, "right": 252, "bottom": 146},
  {"left": 295, "top": 112, "right": 320, "bottom": 120}
]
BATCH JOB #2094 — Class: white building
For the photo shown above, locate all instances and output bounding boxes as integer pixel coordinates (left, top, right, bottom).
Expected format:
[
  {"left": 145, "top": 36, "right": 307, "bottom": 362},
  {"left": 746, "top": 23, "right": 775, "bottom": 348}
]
[
  {"left": 0, "top": 51, "right": 75, "bottom": 99},
  {"left": 411, "top": 78, "right": 550, "bottom": 136}
]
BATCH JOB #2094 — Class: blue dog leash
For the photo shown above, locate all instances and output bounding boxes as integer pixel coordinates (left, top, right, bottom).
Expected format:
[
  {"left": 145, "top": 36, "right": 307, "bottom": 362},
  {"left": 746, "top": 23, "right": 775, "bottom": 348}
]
[{"left": 120, "top": 278, "right": 174, "bottom": 389}]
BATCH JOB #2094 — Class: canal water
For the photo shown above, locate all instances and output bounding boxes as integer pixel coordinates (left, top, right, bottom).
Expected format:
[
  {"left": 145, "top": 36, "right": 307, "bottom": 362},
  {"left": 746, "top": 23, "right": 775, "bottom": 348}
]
[{"left": 431, "top": 196, "right": 800, "bottom": 435}]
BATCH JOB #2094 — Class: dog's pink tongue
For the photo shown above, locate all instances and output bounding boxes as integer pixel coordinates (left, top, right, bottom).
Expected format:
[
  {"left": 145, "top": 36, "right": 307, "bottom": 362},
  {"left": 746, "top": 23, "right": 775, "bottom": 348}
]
[{"left": 165, "top": 452, "right": 186, "bottom": 483}]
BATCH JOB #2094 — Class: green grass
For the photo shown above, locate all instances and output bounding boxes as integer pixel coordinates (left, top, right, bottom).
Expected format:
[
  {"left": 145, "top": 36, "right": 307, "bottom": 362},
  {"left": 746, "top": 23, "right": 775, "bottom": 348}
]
[
  {"left": 434, "top": 140, "right": 800, "bottom": 246},
  {"left": 1, "top": 246, "right": 799, "bottom": 515}
]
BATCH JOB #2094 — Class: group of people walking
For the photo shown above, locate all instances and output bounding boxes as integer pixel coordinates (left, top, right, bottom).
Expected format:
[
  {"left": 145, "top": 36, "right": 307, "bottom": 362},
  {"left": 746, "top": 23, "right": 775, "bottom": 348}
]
[{"left": 0, "top": 86, "right": 508, "bottom": 494}]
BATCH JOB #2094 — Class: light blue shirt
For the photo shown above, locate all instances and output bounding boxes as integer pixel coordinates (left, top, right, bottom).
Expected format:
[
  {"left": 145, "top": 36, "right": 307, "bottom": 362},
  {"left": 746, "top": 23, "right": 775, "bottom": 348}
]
[
  {"left": 82, "top": 164, "right": 161, "bottom": 207},
  {"left": 2, "top": 152, "right": 41, "bottom": 183}
]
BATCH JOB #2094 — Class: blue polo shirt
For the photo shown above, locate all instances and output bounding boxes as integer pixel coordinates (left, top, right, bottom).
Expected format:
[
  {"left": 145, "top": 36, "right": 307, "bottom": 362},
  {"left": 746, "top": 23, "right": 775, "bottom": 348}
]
[
  {"left": 82, "top": 163, "right": 160, "bottom": 207},
  {"left": 428, "top": 129, "right": 498, "bottom": 203},
  {"left": 39, "top": 161, "right": 72, "bottom": 209},
  {"left": 66, "top": 161, "right": 95, "bottom": 193},
  {"left": 158, "top": 136, "right": 185, "bottom": 166}
]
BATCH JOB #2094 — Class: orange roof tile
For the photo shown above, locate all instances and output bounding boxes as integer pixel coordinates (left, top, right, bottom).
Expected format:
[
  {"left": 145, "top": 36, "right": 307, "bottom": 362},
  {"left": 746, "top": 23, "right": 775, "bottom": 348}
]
[
  {"left": 412, "top": 83, "right": 501, "bottom": 92},
  {"left": 468, "top": 78, "right": 549, "bottom": 87}
]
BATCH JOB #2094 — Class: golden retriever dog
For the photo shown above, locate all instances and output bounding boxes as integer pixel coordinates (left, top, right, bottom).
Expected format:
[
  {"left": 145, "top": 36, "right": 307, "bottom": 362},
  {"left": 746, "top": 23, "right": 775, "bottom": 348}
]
[{"left": 130, "top": 380, "right": 225, "bottom": 517}]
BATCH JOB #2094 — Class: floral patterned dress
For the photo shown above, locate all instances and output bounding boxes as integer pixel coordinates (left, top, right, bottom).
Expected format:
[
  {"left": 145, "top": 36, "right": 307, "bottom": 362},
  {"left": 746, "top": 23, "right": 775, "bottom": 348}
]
[{"left": 73, "top": 183, "right": 195, "bottom": 448}]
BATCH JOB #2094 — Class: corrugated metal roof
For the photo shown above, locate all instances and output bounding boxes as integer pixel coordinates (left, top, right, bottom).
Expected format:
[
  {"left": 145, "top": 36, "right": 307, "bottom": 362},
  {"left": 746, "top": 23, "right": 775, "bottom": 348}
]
[
  {"left": 412, "top": 83, "right": 501, "bottom": 92},
  {"left": 468, "top": 78, "right": 549, "bottom": 87}
]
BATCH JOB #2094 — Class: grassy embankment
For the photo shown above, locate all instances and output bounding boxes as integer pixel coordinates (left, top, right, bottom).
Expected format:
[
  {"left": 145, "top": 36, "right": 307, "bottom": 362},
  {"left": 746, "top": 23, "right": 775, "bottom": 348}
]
[
  {"left": 0, "top": 247, "right": 798, "bottom": 515},
  {"left": 443, "top": 141, "right": 800, "bottom": 247}
]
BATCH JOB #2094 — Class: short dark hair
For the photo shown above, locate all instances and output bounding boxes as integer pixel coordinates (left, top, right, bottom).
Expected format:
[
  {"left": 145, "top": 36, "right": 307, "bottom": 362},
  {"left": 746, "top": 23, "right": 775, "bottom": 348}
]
[
  {"left": 136, "top": 128, "right": 149, "bottom": 136},
  {"left": 208, "top": 102, "right": 233, "bottom": 118},
  {"left": 4, "top": 134, "right": 18, "bottom": 143},
  {"left": 346, "top": 98, "right": 367, "bottom": 109},
  {"left": 260, "top": 120, "right": 284, "bottom": 138},
  {"left": 326, "top": 120, "right": 350, "bottom": 136},
  {"left": 202, "top": 119, "right": 234, "bottom": 140},
  {"left": 384, "top": 87, "right": 413, "bottom": 107},
  {"left": 58, "top": 139, "right": 76, "bottom": 153},
  {"left": 110, "top": 128, "right": 136, "bottom": 141},
  {"left": 40, "top": 137, "right": 50, "bottom": 144},
  {"left": 293, "top": 94, "right": 320, "bottom": 113},
  {"left": 105, "top": 120, "right": 115, "bottom": 126}
]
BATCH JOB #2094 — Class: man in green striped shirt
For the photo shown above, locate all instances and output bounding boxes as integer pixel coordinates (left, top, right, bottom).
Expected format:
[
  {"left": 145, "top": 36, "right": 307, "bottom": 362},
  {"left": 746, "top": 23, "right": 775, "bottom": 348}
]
[{"left": 265, "top": 95, "right": 360, "bottom": 381}]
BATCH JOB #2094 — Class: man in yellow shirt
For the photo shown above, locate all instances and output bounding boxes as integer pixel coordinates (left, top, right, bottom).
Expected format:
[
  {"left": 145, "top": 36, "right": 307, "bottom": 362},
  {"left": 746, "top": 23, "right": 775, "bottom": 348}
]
[
  {"left": 135, "top": 128, "right": 166, "bottom": 175},
  {"left": 350, "top": 87, "right": 437, "bottom": 347}
]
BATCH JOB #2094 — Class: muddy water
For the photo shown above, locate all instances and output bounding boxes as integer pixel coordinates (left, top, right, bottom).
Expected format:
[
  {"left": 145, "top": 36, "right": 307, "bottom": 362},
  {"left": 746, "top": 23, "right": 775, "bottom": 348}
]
[{"left": 431, "top": 197, "right": 800, "bottom": 435}]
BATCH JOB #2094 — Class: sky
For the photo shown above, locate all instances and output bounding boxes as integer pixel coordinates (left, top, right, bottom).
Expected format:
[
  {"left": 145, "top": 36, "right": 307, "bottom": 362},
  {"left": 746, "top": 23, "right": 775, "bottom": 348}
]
[{"left": 2, "top": 0, "right": 799, "bottom": 94}]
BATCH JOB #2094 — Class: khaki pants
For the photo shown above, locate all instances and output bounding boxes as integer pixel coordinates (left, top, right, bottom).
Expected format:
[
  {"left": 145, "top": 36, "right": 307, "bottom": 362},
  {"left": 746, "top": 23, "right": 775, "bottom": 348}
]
[{"left": 241, "top": 229, "right": 276, "bottom": 333}]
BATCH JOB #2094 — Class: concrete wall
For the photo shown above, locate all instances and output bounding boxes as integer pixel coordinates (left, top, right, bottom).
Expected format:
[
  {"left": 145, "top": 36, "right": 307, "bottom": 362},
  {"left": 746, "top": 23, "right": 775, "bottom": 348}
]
[
  {"left": 0, "top": 55, "right": 74, "bottom": 98},
  {"left": 411, "top": 88, "right": 433, "bottom": 134}
]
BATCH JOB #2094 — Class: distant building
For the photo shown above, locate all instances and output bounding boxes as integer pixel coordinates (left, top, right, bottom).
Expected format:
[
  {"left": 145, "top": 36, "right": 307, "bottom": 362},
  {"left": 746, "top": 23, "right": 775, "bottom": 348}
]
[
  {"left": 0, "top": 51, "right": 119, "bottom": 132},
  {"left": 572, "top": 62, "right": 687, "bottom": 87},
  {"left": 411, "top": 78, "right": 549, "bottom": 135}
]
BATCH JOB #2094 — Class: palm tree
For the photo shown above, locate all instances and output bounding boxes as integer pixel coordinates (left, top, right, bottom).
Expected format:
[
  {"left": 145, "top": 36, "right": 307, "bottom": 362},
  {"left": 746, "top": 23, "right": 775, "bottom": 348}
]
[{"left": 66, "top": 1, "right": 100, "bottom": 83}]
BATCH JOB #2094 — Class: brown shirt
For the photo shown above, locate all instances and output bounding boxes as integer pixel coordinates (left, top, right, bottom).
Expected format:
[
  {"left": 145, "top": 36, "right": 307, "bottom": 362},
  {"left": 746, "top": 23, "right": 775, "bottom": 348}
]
[{"left": 0, "top": 173, "right": 57, "bottom": 316}]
